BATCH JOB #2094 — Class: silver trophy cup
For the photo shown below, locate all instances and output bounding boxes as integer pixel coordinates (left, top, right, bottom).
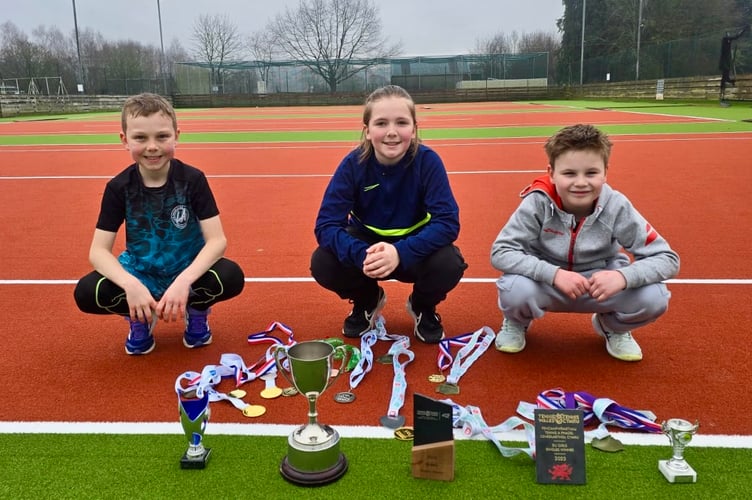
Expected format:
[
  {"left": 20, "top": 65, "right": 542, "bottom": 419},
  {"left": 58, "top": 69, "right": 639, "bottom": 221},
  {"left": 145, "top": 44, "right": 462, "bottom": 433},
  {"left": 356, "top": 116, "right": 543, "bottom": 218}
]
[
  {"left": 274, "top": 340, "right": 350, "bottom": 485},
  {"left": 177, "top": 387, "right": 212, "bottom": 469},
  {"left": 658, "top": 418, "right": 699, "bottom": 483}
]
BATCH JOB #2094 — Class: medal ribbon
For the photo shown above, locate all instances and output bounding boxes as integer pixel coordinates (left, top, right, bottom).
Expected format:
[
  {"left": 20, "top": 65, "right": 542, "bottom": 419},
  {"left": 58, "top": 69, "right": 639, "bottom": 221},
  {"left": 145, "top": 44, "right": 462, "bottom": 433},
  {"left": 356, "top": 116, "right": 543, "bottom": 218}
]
[
  {"left": 517, "top": 388, "right": 661, "bottom": 439},
  {"left": 437, "top": 332, "right": 475, "bottom": 372},
  {"left": 385, "top": 335, "right": 414, "bottom": 420},
  {"left": 348, "top": 329, "right": 378, "bottom": 390},
  {"left": 370, "top": 316, "right": 415, "bottom": 422},
  {"left": 442, "top": 399, "right": 536, "bottom": 459},
  {"left": 245, "top": 321, "right": 296, "bottom": 384},
  {"left": 442, "top": 326, "right": 495, "bottom": 385}
]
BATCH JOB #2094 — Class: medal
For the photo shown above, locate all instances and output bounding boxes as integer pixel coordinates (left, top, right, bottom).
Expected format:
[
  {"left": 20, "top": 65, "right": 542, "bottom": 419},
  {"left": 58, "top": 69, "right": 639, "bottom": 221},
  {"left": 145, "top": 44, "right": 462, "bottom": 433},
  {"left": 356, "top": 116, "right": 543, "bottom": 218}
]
[
  {"left": 334, "top": 391, "right": 356, "bottom": 404},
  {"left": 380, "top": 414, "right": 406, "bottom": 429},
  {"left": 394, "top": 427, "right": 414, "bottom": 441},
  {"left": 376, "top": 354, "right": 393, "bottom": 364},
  {"left": 437, "top": 382, "right": 460, "bottom": 395},
  {"left": 428, "top": 373, "right": 446, "bottom": 383},
  {"left": 242, "top": 404, "right": 266, "bottom": 418},
  {"left": 281, "top": 386, "right": 298, "bottom": 397},
  {"left": 228, "top": 389, "right": 246, "bottom": 399},
  {"left": 260, "top": 387, "right": 283, "bottom": 399}
]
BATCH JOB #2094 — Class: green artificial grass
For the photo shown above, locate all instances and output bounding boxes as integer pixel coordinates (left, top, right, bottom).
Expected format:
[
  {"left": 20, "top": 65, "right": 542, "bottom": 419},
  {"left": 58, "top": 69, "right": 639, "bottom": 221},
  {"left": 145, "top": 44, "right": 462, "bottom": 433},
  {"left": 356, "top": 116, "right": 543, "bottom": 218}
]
[
  {"left": 0, "top": 433, "right": 747, "bottom": 499},
  {"left": 2, "top": 100, "right": 751, "bottom": 146}
]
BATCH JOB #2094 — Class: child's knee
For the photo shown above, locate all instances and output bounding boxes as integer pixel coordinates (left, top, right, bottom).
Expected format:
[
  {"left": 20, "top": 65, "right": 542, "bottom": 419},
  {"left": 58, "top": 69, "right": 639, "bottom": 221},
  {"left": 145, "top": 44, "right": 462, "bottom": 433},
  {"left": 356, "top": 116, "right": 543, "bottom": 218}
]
[{"left": 496, "top": 274, "right": 539, "bottom": 309}]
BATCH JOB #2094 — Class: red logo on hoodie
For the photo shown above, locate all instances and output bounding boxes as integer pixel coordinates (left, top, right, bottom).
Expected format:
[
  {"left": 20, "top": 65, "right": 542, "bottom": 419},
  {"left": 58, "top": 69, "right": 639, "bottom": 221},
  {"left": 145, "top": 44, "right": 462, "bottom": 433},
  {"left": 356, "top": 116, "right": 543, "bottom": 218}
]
[{"left": 645, "top": 223, "right": 658, "bottom": 245}]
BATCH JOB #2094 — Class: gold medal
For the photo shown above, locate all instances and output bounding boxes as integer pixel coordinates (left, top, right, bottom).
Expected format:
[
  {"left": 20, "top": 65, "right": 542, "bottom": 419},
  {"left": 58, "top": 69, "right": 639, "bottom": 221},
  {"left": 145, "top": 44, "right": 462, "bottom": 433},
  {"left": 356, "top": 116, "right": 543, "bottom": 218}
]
[
  {"left": 260, "top": 386, "right": 283, "bottom": 399},
  {"left": 394, "top": 427, "right": 414, "bottom": 441},
  {"left": 242, "top": 404, "right": 267, "bottom": 418},
  {"left": 228, "top": 389, "right": 247, "bottom": 399},
  {"left": 428, "top": 373, "right": 446, "bottom": 383}
]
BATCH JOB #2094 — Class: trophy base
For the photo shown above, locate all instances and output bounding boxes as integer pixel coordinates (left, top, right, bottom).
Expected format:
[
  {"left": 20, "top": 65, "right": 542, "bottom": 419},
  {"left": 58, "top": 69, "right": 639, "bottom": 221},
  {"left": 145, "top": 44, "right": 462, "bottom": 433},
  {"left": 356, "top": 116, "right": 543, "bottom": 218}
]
[
  {"left": 280, "top": 427, "right": 348, "bottom": 486},
  {"left": 280, "top": 453, "right": 348, "bottom": 486},
  {"left": 180, "top": 448, "right": 212, "bottom": 469},
  {"left": 658, "top": 460, "right": 697, "bottom": 483}
]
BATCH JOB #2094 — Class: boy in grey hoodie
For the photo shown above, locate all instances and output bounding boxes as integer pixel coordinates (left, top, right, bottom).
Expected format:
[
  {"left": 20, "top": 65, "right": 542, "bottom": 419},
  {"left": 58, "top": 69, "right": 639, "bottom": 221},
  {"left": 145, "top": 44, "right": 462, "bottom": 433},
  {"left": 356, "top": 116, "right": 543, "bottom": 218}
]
[{"left": 490, "top": 124, "right": 679, "bottom": 361}]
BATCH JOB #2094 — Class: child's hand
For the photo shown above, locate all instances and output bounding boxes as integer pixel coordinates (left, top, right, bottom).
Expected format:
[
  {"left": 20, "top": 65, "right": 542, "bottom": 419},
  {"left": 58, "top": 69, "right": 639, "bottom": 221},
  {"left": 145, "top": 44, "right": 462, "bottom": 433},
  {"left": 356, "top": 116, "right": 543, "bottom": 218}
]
[
  {"left": 156, "top": 280, "right": 191, "bottom": 322},
  {"left": 553, "top": 269, "right": 591, "bottom": 300},
  {"left": 588, "top": 270, "right": 626, "bottom": 302},
  {"left": 363, "top": 242, "right": 399, "bottom": 279},
  {"left": 125, "top": 282, "right": 158, "bottom": 323}
]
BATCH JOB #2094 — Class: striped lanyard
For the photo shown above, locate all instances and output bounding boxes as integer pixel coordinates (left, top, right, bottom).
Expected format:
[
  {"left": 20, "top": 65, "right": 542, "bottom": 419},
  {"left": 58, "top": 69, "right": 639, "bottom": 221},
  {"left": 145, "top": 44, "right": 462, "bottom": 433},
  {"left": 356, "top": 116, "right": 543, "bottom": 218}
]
[
  {"left": 437, "top": 326, "right": 495, "bottom": 385},
  {"left": 245, "top": 321, "right": 296, "bottom": 385}
]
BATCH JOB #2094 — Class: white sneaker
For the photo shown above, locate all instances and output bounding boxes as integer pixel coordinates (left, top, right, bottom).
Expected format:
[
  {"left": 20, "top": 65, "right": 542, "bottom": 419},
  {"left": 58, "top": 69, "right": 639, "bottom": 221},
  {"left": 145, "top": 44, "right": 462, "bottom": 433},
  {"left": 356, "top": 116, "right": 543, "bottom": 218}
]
[
  {"left": 495, "top": 318, "right": 528, "bottom": 353},
  {"left": 591, "top": 314, "right": 643, "bottom": 362}
]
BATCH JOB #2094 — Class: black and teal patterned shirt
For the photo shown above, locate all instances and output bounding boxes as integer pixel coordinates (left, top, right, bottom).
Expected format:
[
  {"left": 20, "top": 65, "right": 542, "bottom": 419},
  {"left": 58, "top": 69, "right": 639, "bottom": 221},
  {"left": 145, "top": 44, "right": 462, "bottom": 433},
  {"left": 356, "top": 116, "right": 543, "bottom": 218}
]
[{"left": 96, "top": 159, "right": 219, "bottom": 297}]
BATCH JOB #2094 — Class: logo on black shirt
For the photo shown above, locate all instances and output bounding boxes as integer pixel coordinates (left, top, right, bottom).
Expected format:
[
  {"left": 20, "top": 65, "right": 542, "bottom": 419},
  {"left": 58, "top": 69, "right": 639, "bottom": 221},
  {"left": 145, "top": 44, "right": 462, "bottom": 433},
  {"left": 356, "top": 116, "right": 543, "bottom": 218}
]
[{"left": 171, "top": 205, "right": 189, "bottom": 229}]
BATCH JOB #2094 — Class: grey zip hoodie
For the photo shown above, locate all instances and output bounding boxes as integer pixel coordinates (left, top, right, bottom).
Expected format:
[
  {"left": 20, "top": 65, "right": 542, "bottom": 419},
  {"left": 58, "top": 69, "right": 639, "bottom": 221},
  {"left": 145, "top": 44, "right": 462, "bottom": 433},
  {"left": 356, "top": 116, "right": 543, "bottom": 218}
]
[{"left": 490, "top": 175, "right": 680, "bottom": 288}]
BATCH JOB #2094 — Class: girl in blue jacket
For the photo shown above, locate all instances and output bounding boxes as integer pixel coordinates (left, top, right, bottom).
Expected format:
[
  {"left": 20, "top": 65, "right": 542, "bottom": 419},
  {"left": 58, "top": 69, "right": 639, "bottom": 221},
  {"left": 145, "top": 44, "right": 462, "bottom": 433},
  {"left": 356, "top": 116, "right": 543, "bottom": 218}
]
[{"left": 311, "top": 85, "right": 467, "bottom": 344}]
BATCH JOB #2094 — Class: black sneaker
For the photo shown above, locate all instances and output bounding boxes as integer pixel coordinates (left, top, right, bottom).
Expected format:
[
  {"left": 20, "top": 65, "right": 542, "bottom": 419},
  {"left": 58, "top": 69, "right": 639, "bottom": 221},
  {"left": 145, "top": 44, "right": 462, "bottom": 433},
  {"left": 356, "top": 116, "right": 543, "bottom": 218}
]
[
  {"left": 342, "top": 287, "right": 386, "bottom": 338},
  {"left": 406, "top": 295, "right": 445, "bottom": 344}
]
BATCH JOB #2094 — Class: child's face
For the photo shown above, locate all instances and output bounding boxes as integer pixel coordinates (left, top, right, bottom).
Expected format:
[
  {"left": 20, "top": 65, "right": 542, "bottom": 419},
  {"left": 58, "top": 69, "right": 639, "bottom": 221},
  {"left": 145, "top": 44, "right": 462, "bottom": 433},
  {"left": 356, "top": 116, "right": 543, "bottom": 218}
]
[
  {"left": 120, "top": 111, "right": 179, "bottom": 175},
  {"left": 364, "top": 96, "right": 416, "bottom": 165},
  {"left": 548, "top": 149, "right": 607, "bottom": 218}
]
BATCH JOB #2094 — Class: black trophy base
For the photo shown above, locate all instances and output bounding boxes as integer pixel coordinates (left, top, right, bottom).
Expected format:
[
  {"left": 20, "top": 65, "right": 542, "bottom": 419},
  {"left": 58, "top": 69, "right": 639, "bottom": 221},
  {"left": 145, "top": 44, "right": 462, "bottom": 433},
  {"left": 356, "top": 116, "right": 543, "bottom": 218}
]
[
  {"left": 180, "top": 448, "right": 212, "bottom": 469},
  {"left": 280, "top": 453, "right": 348, "bottom": 486}
]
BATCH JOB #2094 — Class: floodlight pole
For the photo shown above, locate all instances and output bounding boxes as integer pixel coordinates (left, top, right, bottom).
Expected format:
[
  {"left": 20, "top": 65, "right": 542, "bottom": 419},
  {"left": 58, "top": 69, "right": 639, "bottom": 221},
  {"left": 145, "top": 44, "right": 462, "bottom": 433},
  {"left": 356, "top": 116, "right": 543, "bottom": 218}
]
[
  {"left": 157, "top": 0, "right": 168, "bottom": 94},
  {"left": 72, "top": 0, "right": 84, "bottom": 92},
  {"left": 579, "top": 0, "right": 586, "bottom": 86},
  {"left": 636, "top": 0, "right": 644, "bottom": 81}
]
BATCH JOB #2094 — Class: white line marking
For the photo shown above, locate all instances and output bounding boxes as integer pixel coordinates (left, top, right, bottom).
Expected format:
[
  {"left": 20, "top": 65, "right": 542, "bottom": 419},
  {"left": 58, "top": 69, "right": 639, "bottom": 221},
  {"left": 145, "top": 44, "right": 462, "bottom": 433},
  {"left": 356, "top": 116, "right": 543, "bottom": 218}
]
[
  {"left": 1, "top": 278, "right": 750, "bottom": 285},
  {"left": 0, "top": 421, "right": 748, "bottom": 447}
]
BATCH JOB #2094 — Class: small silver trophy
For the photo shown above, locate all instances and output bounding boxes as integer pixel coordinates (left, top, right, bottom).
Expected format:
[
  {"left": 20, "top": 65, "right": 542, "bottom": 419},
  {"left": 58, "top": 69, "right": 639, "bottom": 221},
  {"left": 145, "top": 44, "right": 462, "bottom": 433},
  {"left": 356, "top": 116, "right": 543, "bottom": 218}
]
[
  {"left": 658, "top": 418, "right": 699, "bottom": 483},
  {"left": 274, "top": 340, "right": 350, "bottom": 485},
  {"left": 176, "top": 373, "right": 212, "bottom": 469}
]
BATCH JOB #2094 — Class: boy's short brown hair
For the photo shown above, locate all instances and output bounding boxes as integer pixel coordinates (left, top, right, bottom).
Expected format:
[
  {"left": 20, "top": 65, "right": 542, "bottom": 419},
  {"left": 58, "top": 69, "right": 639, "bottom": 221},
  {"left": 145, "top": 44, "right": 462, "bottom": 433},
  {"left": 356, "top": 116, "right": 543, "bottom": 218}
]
[
  {"left": 121, "top": 93, "right": 177, "bottom": 132},
  {"left": 544, "top": 124, "right": 612, "bottom": 170}
]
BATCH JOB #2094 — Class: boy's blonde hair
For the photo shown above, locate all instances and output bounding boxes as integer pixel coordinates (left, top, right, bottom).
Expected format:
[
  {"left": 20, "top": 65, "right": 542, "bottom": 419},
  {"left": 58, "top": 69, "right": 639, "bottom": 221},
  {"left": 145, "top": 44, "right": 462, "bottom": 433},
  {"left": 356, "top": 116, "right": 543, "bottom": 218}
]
[
  {"left": 121, "top": 93, "right": 177, "bottom": 133},
  {"left": 544, "top": 124, "right": 612, "bottom": 170},
  {"left": 358, "top": 85, "right": 421, "bottom": 164}
]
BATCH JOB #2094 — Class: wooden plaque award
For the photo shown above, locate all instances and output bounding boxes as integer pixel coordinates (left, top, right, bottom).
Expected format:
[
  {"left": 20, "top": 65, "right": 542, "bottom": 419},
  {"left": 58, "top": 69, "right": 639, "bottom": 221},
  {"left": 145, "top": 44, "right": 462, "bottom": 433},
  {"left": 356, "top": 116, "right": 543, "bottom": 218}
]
[{"left": 411, "top": 394, "right": 455, "bottom": 481}]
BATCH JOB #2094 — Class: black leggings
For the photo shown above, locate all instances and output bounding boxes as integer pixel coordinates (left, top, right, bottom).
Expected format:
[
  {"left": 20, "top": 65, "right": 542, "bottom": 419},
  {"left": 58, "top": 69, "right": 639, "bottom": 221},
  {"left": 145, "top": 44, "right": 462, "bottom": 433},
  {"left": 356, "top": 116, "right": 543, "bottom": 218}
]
[
  {"left": 310, "top": 240, "right": 467, "bottom": 310},
  {"left": 73, "top": 257, "right": 245, "bottom": 315}
]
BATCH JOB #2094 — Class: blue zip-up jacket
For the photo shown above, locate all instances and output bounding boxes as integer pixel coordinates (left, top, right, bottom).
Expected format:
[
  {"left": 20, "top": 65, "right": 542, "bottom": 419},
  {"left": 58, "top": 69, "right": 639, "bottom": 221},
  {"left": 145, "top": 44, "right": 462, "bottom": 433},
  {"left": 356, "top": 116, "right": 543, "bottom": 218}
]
[{"left": 314, "top": 144, "right": 460, "bottom": 270}]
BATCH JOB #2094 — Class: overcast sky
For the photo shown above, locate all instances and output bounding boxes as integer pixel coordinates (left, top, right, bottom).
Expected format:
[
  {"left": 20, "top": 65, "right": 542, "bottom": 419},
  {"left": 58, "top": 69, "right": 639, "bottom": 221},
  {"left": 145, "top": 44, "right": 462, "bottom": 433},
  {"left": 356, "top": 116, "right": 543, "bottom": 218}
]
[{"left": 3, "top": 0, "right": 564, "bottom": 57}]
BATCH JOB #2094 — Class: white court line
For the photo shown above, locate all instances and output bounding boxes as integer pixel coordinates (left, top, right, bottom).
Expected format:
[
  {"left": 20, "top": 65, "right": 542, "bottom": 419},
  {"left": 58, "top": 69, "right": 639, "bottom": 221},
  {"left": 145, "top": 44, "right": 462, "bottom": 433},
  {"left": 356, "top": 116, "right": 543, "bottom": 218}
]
[
  {"left": 0, "top": 421, "right": 748, "bottom": 447},
  {"left": 0, "top": 170, "right": 546, "bottom": 180},
  {"left": 1, "top": 278, "right": 751, "bottom": 285},
  {"left": 1, "top": 133, "right": 751, "bottom": 154}
]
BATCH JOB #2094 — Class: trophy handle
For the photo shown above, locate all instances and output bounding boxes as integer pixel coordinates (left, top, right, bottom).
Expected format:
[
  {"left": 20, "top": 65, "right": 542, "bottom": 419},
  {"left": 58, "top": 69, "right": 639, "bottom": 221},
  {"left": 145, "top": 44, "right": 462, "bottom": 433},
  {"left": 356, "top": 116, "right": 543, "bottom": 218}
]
[
  {"left": 273, "top": 345, "right": 295, "bottom": 388},
  {"left": 324, "top": 344, "right": 351, "bottom": 392}
]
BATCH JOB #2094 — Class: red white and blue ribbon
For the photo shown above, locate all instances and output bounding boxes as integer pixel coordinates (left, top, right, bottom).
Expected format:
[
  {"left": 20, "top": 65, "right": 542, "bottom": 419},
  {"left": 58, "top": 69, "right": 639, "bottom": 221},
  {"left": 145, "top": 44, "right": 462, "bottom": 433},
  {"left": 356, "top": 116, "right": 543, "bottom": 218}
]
[
  {"left": 437, "top": 326, "right": 495, "bottom": 385},
  {"left": 517, "top": 388, "right": 661, "bottom": 439}
]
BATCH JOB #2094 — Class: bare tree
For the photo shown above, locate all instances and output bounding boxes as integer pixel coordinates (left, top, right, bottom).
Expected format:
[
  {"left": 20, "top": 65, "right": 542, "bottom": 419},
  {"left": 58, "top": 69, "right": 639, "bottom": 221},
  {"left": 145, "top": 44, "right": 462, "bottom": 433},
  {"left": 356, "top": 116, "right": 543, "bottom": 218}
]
[
  {"left": 267, "top": 0, "right": 401, "bottom": 92},
  {"left": 191, "top": 14, "right": 244, "bottom": 93},
  {"left": 247, "top": 30, "right": 280, "bottom": 93}
]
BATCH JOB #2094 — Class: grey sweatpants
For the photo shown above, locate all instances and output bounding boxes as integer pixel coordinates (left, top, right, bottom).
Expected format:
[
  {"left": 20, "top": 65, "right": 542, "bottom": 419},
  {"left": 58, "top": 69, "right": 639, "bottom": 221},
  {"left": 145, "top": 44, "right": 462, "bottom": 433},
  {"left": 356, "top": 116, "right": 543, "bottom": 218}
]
[{"left": 496, "top": 260, "right": 671, "bottom": 333}]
